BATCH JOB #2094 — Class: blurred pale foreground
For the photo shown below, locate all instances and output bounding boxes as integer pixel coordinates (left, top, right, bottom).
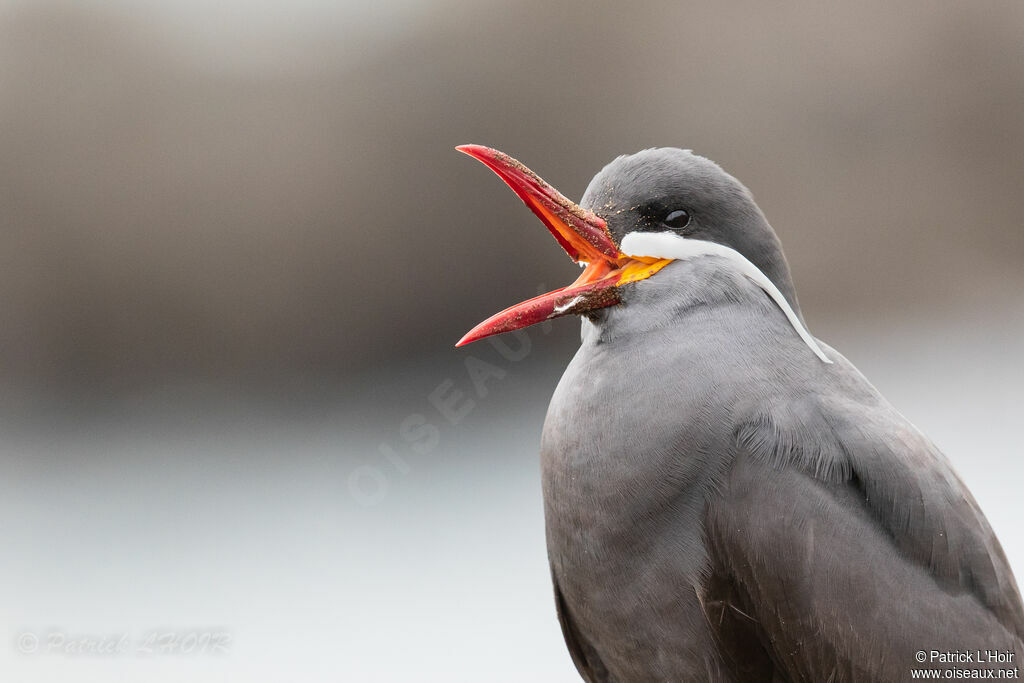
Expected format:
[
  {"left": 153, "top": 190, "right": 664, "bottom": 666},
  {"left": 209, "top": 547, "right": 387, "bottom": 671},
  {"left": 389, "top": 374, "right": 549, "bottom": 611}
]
[{"left": 1, "top": 304, "right": 1022, "bottom": 682}]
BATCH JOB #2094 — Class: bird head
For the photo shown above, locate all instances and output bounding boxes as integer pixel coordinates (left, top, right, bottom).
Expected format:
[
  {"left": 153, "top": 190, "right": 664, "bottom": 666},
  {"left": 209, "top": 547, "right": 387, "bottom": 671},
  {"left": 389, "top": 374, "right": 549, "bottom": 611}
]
[{"left": 455, "top": 145, "right": 800, "bottom": 347}]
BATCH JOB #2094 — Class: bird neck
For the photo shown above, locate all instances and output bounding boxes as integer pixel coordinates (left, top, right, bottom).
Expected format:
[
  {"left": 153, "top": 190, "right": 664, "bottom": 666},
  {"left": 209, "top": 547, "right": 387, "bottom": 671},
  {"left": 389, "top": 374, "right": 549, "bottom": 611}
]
[
  {"left": 756, "top": 249, "right": 803, "bottom": 324},
  {"left": 732, "top": 218, "right": 805, "bottom": 325},
  {"left": 589, "top": 253, "right": 827, "bottom": 362}
]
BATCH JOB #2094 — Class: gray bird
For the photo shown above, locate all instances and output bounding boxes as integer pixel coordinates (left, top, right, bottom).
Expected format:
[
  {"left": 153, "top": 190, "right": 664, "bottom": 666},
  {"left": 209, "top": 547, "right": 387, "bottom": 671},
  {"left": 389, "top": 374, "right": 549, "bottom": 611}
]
[{"left": 455, "top": 145, "right": 1024, "bottom": 682}]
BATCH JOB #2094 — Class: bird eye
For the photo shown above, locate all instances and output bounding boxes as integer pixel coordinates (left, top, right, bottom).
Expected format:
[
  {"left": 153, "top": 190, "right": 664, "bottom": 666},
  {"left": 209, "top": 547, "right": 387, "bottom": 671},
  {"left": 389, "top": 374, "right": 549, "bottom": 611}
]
[{"left": 663, "top": 209, "right": 690, "bottom": 229}]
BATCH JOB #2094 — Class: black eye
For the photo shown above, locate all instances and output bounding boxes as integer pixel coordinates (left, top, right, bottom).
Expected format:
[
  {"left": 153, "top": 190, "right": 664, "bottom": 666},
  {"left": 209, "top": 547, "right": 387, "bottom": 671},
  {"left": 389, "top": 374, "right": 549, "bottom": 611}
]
[{"left": 663, "top": 209, "right": 690, "bottom": 229}]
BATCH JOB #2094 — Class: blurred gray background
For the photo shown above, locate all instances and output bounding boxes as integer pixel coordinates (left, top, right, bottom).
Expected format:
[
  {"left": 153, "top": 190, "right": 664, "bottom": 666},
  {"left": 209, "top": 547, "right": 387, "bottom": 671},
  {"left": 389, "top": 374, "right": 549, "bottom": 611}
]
[{"left": 0, "top": 0, "right": 1021, "bottom": 680}]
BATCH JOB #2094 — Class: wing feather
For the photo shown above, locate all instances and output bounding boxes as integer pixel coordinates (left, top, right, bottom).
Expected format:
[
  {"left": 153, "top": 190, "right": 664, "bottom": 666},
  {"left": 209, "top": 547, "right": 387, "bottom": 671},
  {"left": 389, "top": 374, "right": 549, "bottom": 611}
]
[{"left": 706, "top": 394, "right": 1024, "bottom": 681}]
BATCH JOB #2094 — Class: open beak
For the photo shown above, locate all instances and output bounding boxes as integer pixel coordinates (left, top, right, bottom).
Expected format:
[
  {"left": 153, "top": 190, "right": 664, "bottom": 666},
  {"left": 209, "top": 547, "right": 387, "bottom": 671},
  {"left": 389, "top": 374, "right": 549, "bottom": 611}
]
[{"left": 455, "top": 145, "right": 673, "bottom": 346}]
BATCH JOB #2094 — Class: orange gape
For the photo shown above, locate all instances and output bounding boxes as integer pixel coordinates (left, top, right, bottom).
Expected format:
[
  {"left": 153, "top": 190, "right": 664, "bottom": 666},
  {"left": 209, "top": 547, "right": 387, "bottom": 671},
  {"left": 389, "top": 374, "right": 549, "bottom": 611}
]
[{"left": 454, "top": 145, "right": 676, "bottom": 347}]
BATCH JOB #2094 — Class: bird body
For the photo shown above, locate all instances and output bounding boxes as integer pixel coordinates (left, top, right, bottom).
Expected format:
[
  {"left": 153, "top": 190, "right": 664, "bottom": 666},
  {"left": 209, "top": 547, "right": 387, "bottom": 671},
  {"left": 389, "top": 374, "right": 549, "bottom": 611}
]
[
  {"left": 455, "top": 145, "right": 1024, "bottom": 682},
  {"left": 543, "top": 256, "right": 1023, "bottom": 680}
]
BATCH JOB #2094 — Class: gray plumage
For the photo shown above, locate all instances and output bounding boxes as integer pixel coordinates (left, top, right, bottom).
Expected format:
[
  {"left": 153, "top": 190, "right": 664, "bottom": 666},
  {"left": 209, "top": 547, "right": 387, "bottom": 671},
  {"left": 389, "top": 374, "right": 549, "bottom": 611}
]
[{"left": 540, "top": 149, "right": 1024, "bottom": 681}]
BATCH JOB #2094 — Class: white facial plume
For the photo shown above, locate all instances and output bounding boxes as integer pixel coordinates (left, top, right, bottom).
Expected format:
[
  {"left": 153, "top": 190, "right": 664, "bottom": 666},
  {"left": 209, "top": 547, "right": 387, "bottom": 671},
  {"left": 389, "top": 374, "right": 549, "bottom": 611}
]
[{"left": 620, "top": 231, "right": 832, "bottom": 364}]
